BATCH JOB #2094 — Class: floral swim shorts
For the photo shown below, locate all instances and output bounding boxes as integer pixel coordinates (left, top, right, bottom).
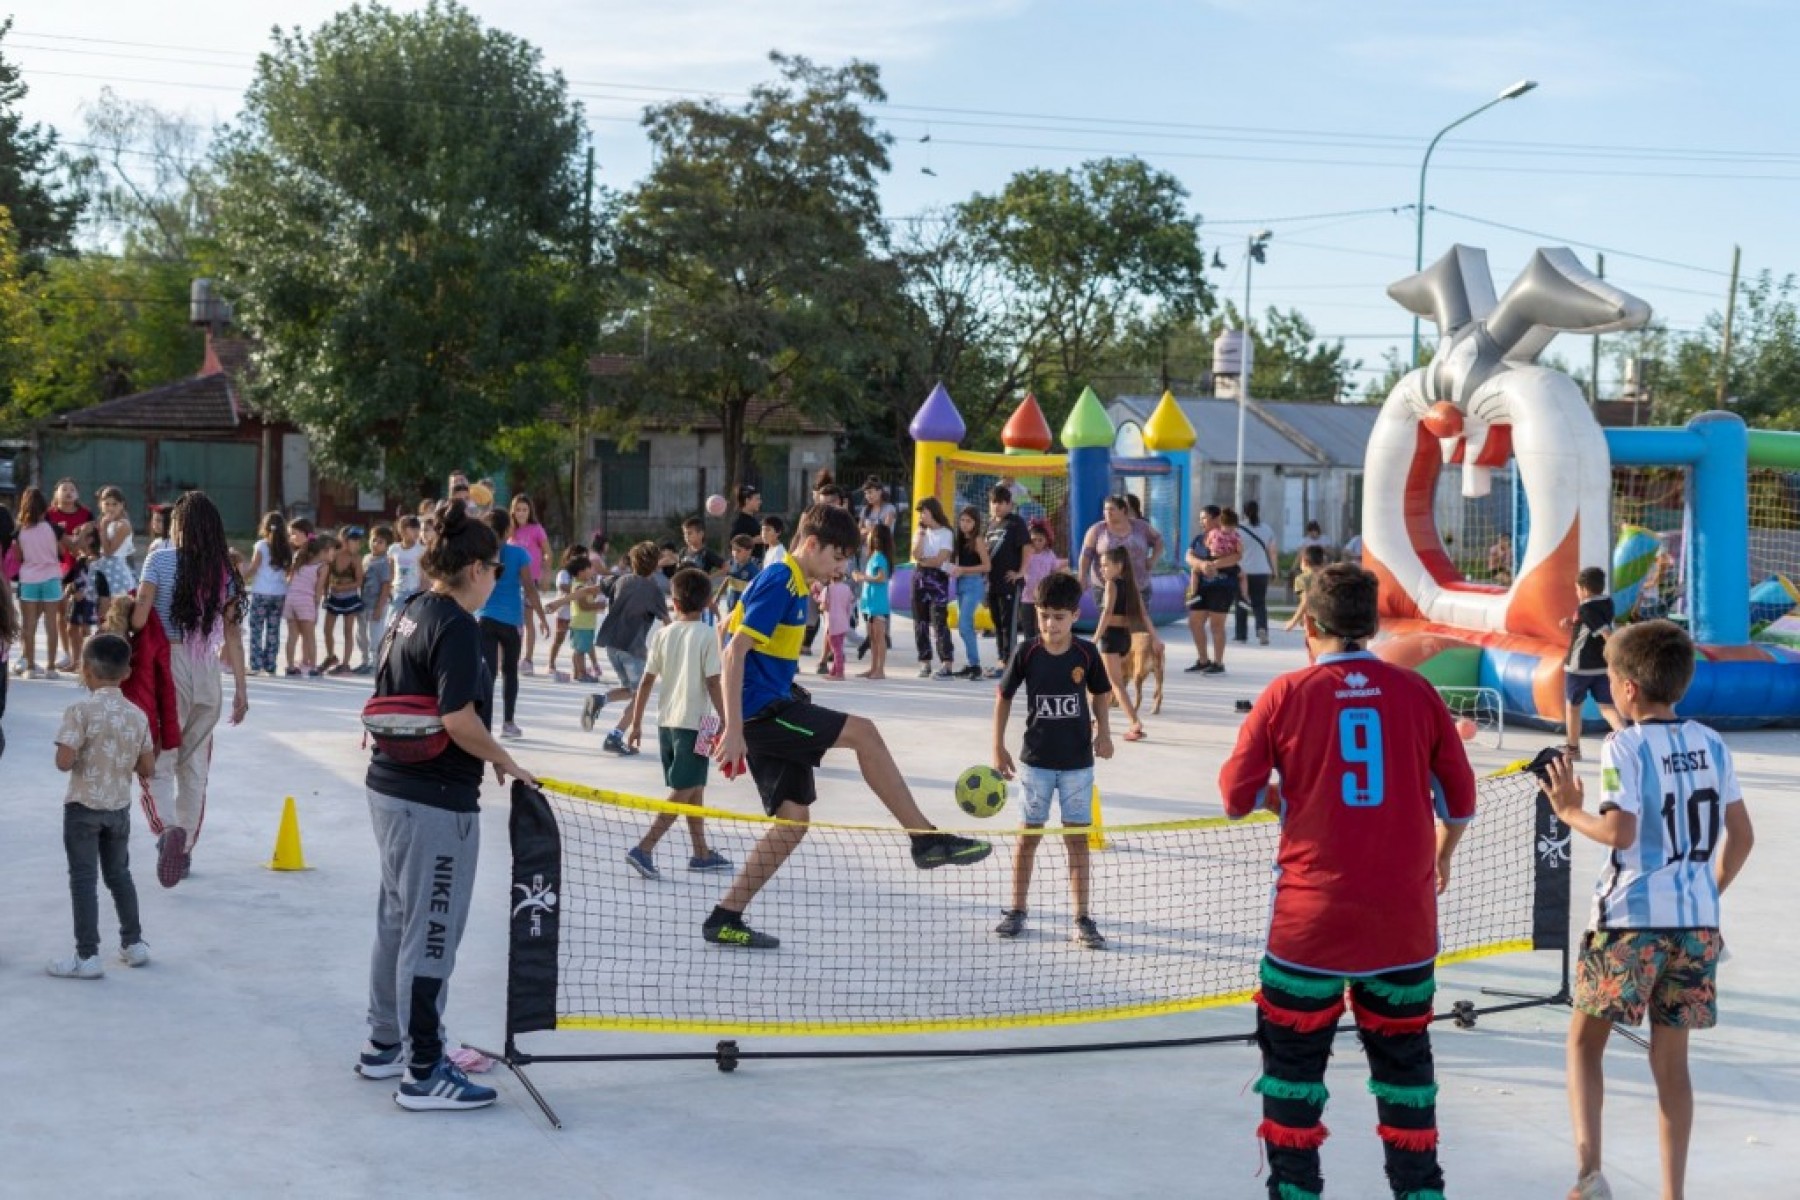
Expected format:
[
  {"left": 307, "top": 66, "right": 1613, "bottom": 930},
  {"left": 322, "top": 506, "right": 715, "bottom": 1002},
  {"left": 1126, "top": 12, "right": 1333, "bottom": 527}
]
[{"left": 1574, "top": 928, "right": 1723, "bottom": 1029}]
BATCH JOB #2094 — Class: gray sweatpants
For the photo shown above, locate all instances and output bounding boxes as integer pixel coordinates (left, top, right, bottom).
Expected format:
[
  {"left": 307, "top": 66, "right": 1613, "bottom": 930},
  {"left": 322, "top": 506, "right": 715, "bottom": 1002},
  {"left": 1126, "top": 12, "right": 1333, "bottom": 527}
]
[{"left": 365, "top": 787, "right": 479, "bottom": 1071}]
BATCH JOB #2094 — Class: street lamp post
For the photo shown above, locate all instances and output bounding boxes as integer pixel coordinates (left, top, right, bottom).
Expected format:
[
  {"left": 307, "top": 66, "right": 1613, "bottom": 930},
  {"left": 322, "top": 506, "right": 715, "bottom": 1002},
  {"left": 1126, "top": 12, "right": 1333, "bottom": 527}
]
[
  {"left": 1234, "top": 229, "right": 1271, "bottom": 513},
  {"left": 1411, "top": 80, "right": 1539, "bottom": 364}
]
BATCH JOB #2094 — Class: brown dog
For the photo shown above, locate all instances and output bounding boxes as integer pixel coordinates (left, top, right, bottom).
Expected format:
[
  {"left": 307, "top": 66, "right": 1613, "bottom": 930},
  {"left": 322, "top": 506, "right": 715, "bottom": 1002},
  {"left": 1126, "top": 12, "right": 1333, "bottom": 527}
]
[{"left": 1126, "top": 632, "right": 1165, "bottom": 715}]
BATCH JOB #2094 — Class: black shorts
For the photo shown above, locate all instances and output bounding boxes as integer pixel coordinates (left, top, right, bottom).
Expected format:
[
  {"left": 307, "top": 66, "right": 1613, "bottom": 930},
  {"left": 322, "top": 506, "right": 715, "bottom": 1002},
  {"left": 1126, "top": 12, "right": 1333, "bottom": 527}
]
[
  {"left": 1098, "top": 626, "right": 1131, "bottom": 655},
  {"left": 324, "top": 592, "right": 365, "bottom": 616},
  {"left": 1188, "top": 583, "right": 1234, "bottom": 614},
  {"left": 742, "top": 690, "right": 850, "bottom": 816},
  {"left": 1565, "top": 672, "right": 1614, "bottom": 706}
]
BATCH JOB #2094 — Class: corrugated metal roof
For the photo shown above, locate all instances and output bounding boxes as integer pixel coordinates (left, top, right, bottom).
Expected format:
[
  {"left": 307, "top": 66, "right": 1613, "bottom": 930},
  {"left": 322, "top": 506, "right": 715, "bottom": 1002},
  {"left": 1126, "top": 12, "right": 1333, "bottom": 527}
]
[
  {"left": 1111, "top": 395, "right": 1321, "bottom": 468},
  {"left": 1258, "top": 401, "right": 1382, "bottom": 467}
]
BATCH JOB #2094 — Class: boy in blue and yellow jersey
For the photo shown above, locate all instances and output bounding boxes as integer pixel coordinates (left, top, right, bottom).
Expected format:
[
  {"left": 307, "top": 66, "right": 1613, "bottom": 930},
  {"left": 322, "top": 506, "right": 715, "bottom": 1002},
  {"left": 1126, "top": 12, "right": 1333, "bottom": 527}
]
[{"left": 704, "top": 504, "right": 992, "bottom": 948}]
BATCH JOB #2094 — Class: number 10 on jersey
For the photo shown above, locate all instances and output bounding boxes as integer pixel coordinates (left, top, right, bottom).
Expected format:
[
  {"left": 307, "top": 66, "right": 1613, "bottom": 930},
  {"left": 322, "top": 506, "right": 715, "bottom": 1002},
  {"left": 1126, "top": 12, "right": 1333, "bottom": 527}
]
[{"left": 1339, "top": 708, "right": 1385, "bottom": 807}]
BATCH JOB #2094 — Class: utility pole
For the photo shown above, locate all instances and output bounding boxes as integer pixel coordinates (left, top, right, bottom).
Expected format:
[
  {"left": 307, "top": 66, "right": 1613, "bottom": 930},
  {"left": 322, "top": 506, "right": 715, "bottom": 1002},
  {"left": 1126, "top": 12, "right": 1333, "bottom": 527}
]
[
  {"left": 1716, "top": 244, "right": 1741, "bottom": 409},
  {"left": 1589, "top": 252, "right": 1604, "bottom": 406},
  {"left": 573, "top": 145, "right": 596, "bottom": 539},
  {"left": 1234, "top": 231, "right": 1270, "bottom": 513}
]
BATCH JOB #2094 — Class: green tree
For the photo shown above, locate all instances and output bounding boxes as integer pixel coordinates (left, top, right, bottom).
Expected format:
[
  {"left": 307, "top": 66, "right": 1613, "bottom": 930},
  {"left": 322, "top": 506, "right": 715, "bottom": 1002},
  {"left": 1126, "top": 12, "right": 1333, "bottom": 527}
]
[
  {"left": 1651, "top": 272, "right": 1800, "bottom": 430},
  {"left": 0, "top": 20, "right": 85, "bottom": 261},
  {"left": 8, "top": 255, "right": 201, "bottom": 422},
  {"left": 0, "top": 208, "right": 38, "bottom": 422},
  {"left": 614, "top": 52, "right": 895, "bottom": 503},
  {"left": 1103, "top": 303, "right": 1361, "bottom": 402},
  {"left": 211, "top": 0, "right": 597, "bottom": 490},
  {"left": 955, "top": 157, "right": 1211, "bottom": 424}
]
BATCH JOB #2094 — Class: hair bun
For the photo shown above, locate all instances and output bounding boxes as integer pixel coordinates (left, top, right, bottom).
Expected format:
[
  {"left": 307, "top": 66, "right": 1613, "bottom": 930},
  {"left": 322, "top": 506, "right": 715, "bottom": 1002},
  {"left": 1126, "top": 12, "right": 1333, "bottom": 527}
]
[{"left": 436, "top": 499, "right": 468, "bottom": 534}]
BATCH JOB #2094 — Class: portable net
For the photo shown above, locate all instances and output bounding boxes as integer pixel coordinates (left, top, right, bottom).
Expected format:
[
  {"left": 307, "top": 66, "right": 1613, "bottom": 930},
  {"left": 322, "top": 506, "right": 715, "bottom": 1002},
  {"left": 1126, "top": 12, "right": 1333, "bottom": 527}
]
[
  {"left": 933, "top": 452, "right": 1071, "bottom": 564},
  {"left": 506, "top": 771, "right": 1565, "bottom": 1038}
]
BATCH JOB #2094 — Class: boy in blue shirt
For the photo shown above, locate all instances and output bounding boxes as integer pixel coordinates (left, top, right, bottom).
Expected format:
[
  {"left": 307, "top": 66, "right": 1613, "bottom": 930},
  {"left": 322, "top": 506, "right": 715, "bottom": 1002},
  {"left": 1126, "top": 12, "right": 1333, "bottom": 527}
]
[
  {"left": 1540, "top": 619, "right": 1755, "bottom": 1200},
  {"left": 706, "top": 504, "right": 992, "bottom": 948}
]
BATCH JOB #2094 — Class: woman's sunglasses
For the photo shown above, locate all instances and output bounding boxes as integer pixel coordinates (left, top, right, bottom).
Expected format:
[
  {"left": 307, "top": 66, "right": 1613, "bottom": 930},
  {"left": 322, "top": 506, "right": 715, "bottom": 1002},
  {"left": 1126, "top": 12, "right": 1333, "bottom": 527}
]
[{"left": 487, "top": 560, "right": 507, "bottom": 581}]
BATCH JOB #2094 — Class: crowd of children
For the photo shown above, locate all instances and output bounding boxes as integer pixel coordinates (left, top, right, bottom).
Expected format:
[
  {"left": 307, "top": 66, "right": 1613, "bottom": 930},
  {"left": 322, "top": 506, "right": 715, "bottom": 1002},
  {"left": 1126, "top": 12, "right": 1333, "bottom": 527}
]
[{"left": 0, "top": 472, "right": 1763, "bottom": 1196}]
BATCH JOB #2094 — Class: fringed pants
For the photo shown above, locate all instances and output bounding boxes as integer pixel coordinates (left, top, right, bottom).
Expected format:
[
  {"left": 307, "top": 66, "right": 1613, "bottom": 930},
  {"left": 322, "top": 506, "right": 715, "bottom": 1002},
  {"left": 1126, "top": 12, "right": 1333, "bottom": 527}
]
[{"left": 1253, "top": 956, "right": 1445, "bottom": 1200}]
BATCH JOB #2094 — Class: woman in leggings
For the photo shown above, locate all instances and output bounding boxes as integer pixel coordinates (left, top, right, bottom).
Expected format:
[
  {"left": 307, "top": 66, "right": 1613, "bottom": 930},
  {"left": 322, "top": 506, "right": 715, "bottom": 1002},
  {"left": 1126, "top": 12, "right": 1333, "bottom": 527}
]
[{"left": 473, "top": 508, "right": 546, "bottom": 741}]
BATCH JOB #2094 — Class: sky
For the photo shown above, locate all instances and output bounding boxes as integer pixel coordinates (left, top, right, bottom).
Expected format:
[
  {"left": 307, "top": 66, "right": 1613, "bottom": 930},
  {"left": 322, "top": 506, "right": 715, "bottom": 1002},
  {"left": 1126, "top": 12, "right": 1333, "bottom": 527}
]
[{"left": 8, "top": 0, "right": 1796, "bottom": 394}]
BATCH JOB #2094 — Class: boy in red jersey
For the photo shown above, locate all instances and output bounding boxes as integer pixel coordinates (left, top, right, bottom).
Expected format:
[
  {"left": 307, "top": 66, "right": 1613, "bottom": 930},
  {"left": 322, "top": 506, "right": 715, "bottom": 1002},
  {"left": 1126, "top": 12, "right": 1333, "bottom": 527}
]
[{"left": 1219, "top": 563, "right": 1476, "bottom": 1200}]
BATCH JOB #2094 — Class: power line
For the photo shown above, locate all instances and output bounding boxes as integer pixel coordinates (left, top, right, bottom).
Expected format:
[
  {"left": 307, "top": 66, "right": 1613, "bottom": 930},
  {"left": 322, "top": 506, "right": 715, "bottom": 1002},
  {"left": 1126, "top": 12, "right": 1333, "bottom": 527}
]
[
  {"left": 1427, "top": 207, "right": 1734, "bottom": 277},
  {"left": 17, "top": 31, "right": 1800, "bottom": 170}
]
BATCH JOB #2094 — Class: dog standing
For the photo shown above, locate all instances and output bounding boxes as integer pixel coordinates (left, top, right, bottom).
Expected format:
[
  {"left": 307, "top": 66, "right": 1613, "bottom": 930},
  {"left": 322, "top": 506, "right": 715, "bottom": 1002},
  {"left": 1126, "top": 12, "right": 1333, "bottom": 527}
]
[{"left": 1126, "top": 632, "right": 1165, "bottom": 715}]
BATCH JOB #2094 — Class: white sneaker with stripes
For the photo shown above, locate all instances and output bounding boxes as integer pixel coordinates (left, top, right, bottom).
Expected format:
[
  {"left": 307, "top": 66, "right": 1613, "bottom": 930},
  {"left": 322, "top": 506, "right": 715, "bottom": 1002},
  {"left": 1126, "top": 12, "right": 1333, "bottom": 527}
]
[{"left": 394, "top": 1058, "right": 497, "bottom": 1111}]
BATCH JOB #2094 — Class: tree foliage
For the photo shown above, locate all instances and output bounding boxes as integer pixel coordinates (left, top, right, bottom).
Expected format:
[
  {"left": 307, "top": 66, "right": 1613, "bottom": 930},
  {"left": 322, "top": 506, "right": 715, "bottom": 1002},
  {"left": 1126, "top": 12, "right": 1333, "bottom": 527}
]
[
  {"left": 955, "top": 157, "right": 1210, "bottom": 423},
  {"left": 614, "top": 53, "right": 895, "bottom": 502},
  {"left": 8, "top": 256, "right": 201, "bottom": 423},
  {"left": 79, "top": 89, "right": 219, "bottom": 263},
  {"left": 0, "top": 208, "right": 37, "bottom": 423},
  {"left": 1647, "top": 272, "right": 1800, "bottom": 430},
  {"left": 1101, "top": 303, "right": 1360, "bottom": 402},
  {"left": 0, "top": 20, "right": 85, "bottom": 261},
  {"left": 212, "top": 0, "right": 596, "bottom": 490}
]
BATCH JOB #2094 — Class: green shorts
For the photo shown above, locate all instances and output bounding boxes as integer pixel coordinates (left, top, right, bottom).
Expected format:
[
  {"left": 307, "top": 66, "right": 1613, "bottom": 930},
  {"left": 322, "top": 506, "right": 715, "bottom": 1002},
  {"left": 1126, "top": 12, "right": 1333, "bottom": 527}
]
[
  {"left": 659, "top": 726, "right": 710, "bottom": 791},
  {"left": 569, "top": 627, "right": 596, "bottom": 655},
  {"left": 1575, "top": 928, "right": 1722, "bottom": 1029}
]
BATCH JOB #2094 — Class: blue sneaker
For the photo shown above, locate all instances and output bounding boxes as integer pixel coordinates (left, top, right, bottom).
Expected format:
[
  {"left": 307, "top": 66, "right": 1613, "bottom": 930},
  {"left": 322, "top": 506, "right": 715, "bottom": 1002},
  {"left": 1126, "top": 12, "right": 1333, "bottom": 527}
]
[
  {"left": 625, "top": 847, "right": 660, "bottom": 880},
  {"left": 355, "top": 1041, "right": 405, "bottom": 1080},
  {"left": 688, "top": 850, "right": 732, "bottom": 872},
  {"left": 394, "top": 1058, "right": 497, "bottom": 1111}
]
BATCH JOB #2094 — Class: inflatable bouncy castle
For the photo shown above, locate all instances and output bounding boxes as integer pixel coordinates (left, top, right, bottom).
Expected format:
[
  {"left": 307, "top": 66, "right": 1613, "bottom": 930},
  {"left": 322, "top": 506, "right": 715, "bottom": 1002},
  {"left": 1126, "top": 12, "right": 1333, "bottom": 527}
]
[{"left": 1369, "top": 244, "right": 1800, "bottom": 730}]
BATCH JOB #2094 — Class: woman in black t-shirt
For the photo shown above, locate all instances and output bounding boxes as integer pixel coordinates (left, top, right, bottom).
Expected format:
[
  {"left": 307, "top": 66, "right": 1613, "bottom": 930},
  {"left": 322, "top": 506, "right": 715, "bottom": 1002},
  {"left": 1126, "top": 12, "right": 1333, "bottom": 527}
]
[{"left": 360, "top": 499, "right": 538, "bottom": 1111}]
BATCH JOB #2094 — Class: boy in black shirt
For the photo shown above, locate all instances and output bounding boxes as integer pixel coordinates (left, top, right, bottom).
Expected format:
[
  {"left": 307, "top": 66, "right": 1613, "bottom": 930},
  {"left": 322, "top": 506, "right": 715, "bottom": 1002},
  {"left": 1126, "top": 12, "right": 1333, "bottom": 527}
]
[
  {"left": 1560, "top": 566, "right": 1624, "bottom": 758},
  {"left": 677, "top": 516, "right": 726, "bottom": 581},
  {"left": 991, "top": 571, "right": 1115, "bottom": 947}
]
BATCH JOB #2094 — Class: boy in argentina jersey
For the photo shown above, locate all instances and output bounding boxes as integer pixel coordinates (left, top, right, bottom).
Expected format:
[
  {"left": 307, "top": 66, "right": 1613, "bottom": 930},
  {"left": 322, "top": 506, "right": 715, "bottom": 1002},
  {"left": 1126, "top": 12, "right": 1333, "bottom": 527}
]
[
  {"left": 1539, "top": 619, "right": 1754, "bottom": 1200},
  {"left": 1218, "top": 564, "right": 1475, "bottom": 1200}
]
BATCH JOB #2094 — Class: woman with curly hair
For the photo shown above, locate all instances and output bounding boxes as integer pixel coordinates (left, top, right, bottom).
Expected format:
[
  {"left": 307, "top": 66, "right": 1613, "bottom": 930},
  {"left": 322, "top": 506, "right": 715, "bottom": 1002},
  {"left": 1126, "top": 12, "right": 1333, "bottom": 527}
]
[{"left": 133, "top": 491, "right": 250, "bottom": 888}]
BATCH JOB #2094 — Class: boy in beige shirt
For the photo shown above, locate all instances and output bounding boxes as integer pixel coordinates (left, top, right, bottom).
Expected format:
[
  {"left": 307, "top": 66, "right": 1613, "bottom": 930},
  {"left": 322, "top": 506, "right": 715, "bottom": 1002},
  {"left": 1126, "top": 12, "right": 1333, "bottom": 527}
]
[{"left": 50, "top": 633, "right": 156, "bottom": 979}]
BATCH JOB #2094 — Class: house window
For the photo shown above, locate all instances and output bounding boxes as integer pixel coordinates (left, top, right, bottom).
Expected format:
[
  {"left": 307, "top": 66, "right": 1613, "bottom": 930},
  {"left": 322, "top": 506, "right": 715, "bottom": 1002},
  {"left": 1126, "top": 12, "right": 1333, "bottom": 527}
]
[
  {"left": 595, "top": 439, "right": 650, "bottom": 513},
  {"left": 751, "top": 444, "right": 790, "bottom": 514}
]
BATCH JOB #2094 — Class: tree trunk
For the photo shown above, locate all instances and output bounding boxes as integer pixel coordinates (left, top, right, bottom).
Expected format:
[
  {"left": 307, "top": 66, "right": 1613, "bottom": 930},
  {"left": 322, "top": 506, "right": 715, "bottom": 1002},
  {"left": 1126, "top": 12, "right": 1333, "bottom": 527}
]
[{"left": 721, "top": 393, "right": 747, "bottom": 512}]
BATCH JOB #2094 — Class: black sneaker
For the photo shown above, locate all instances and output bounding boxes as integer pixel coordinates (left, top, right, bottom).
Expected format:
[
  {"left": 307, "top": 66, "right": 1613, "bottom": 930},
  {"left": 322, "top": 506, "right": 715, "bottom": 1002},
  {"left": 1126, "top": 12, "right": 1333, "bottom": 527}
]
[
  {"left": 1073, "top": 916, "right": 1106, "bottom": 949},
  {"left": 910, "top": 831, "right": 993, "bottom": 870},
  {"left": 958, "top": 664, "right": 984, "bottom": 680},
  {"left": 702, "top": 913, "right": 780, "bottom": 949},
  {"left": 1184, "top": 660, "right": 1211, "bottom": 673},
  {"left": 995, "top": 909, "right": 1026, "bottom": 938},
  {"left": 580, "top": 694, "right": 605, "bottom": 732},
  {"left": 1202, "top": 662, "right": 1226, "bottom": 676}
]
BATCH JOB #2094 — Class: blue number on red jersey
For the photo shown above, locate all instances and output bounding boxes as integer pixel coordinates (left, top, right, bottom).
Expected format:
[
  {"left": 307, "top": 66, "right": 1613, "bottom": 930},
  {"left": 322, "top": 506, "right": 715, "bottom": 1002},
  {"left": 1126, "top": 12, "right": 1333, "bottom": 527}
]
[{"left": 1339, "top": 707, "right": 1385, "bottom": 807}]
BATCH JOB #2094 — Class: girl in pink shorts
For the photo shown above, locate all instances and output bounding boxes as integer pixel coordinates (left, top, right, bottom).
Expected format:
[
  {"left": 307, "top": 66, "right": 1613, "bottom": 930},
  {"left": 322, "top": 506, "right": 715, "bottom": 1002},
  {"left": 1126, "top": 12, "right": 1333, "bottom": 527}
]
[{"left": 283, "top": 520, "right": 326, "bottom": 675}]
